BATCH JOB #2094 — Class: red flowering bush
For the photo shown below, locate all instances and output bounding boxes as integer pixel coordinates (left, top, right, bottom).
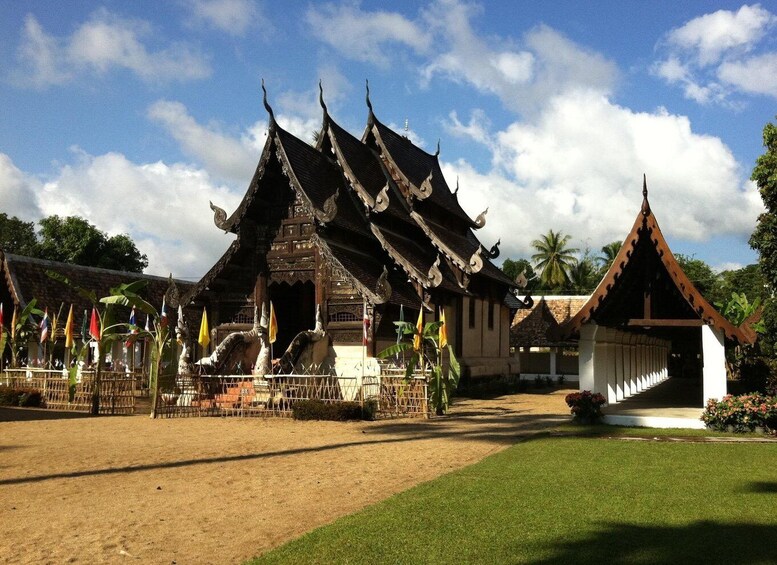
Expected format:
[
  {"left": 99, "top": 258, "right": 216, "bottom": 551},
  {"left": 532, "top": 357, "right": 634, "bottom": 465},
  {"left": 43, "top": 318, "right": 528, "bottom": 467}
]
[
  {"left": 565, "top": 390, "right": 607, "bottom": 422},
  {"left": 701, "top": 393, "right": 777, "bottom": 433}
]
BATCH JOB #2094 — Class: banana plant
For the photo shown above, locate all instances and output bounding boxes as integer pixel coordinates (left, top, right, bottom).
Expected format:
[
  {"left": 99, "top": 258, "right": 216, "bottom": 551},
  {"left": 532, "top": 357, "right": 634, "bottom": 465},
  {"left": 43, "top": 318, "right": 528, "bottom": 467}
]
[
  {"left": 6, "top": 299, "right": 44, "bottom": 368},
  {"left": 378, "top": 319, "right": 460, "bottom": 415}
]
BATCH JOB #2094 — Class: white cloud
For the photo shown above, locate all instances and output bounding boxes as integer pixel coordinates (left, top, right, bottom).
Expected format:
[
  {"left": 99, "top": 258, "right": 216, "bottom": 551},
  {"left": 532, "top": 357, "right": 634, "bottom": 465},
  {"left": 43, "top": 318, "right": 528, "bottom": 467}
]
[
  {"left": 147, "top": 100, "right": 260, "bottom": 185},
  {"left": 13, "top": 10, "right": 210, "bottom": 88},
  {"left": 305, "top": 1, "right": 431, "bottom": 67},
  {"left": 442, "top": 90, "right": 763, "bottom": 263},
  {"left": 0, "top": 153, "right": 43, "bottom": 221},
  {"left": 182, "top": 0, "right": 271, "bottom": 37},
  {"left": 654, "top": 4, "right": 777, "bottom": 103}
]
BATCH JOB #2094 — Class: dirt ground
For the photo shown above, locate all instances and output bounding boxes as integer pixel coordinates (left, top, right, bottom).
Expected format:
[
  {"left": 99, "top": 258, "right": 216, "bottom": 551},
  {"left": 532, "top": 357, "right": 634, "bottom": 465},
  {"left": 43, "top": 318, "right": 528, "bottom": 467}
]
[{"left": 0, "top": 389, "right": 572, "bottom": 565}]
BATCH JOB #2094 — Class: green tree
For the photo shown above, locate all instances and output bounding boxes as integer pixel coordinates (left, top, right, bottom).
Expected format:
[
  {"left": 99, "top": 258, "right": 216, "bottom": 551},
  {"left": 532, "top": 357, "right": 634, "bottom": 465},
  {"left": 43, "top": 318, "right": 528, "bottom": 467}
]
[
  {"left": 531, "top": 230, "right": 578, "bottom": 290},
  {"left": 718, "top": 264, "right": 768, "bottom": 305},
  {"left": 501, "top": 258, "right": 538, "bottom": 292},
  {"left": 0, "top": 213, "right": 38, "bottom": 256},
  {"left": 37, "top": 215, "right": 148, "bottom": 273},
  {"left": 597, "top": 241, "right": 622, "bottom": 274},
  {"left": 568, "top": 255, "right": 599, "bottom": 294},
  {"left": 675, "top": 254, "right": 721, "bottom": 304}
]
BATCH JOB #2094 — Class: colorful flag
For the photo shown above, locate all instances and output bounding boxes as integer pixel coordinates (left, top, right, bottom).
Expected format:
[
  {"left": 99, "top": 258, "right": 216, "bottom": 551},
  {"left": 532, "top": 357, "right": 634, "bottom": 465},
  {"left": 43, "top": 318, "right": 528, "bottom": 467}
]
[
  {"left": 11, "top": 306, "right": 17, "bottom": 340},
  {"left": 413, "top": 307, "right": 423, "bottom": 351},
  {"left": 145, "top": 314, "right": 151, "bottom": 332},
  {"left": 50, "top": 312, "right": 58, "bottom": 343},
  {"left": 89, "top": 307, "right": 100, "bottom": 340},
  {"left": 126, "top": 306, "right": 138, "bottom": 347},
  {"left": 64, "top": 305, "right": 74, "bottom": 349},
  {"left": 81, "top": 309, "right": 89, "bottom": 342},
  {"left": 268, "top": 301, "right": 278, "bottom": 344},
  {"left": 439, "top": 307, "right": 448, "bottom": 349},
  {"left": 363, "top": 304, "right": 371, "bottom": 346},
  {"left": 160, "top": 297, "right": 168, "bottom": 328},
  {"left": 198, "top": 307, "right": 210, "bottom": 349},
  {"left": 39, "top": 309, "right": 50, "bottom": 343},
  {"left": 396, "top": 304, "right": 404, "bottom": 345}
]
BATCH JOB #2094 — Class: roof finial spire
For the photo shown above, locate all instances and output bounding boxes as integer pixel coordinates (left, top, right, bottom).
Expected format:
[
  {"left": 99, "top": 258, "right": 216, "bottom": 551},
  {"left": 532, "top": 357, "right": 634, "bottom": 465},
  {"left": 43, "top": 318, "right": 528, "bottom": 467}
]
[
  {"left": 435, "top": 138, "right": 440, "bottom": 157},
  {"left": 641, "top": 173, "right": 650, "bottom": 216},
  {"left": 261, "top": 78, "right": 275, "bottom": 126},
  {"left": 365, "top": 79, "right": 373, "bottom": 114},
  {"left": 454, "top": 176, "right": 459, "bottom": 196},
  {"left": 318, "top": 80, "right": 328, "bottom": 116}
]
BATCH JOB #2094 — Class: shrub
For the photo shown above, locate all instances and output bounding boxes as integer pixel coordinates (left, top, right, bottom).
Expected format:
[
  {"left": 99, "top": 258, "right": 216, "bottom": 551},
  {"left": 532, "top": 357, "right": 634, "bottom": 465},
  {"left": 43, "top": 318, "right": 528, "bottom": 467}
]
[
  {"left": 565, "top": 390, "right": 606, "bottom": 422},
  {"left": 0, "top": 386, "right": 44, "bottom": 407},
  {"left": 701, "top": 393, "right": 777, "bottom": 433},
  {"left": 534, "top": 375, "right": 545, "bottom": 388},
  {"left": 292, "top": 399, "right": 375, "bottom": 421},
  {"left": 556, "top": 375, "right": 566, "bottom": 386}
]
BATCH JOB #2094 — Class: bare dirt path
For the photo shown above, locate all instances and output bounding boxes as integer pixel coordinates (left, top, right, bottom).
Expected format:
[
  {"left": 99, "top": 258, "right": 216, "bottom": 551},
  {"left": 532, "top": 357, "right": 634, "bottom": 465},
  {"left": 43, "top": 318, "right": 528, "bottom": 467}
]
[{"left": 0, "top": 389, "right": 571, "bottom": 564}]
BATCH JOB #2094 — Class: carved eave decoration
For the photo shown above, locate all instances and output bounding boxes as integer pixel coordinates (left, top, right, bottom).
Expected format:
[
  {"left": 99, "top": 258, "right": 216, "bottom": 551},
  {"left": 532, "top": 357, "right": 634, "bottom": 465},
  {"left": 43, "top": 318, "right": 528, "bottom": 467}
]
[
  {"left": 474, "top": 207, "right": 488, "bottom": 229},
  {"left": 486, "top": 239, "right": 501, "bottom": 260},
  {"left": 369, "top": 224, "right": 442, "bottom": 289},
  {"left": 561, "top": 177, "right": 752, "bottom": 345},
  {"left": 182, "top": 239, "right": 242, "bottom": 305},
  {"left": 1, "top": 251, "right": 23, "bottom": 306},
  {"left": 273, "top": 136, "right": 339, "bottom": 226},
  {"left": 409, "top": 211, "right": 473, "bottom": 274},
  {"left": 468, "top": 246, "right": 484, "bottom": 274},
  {"left": 312, "top": 233, "right": 390, "bottom": 306}
]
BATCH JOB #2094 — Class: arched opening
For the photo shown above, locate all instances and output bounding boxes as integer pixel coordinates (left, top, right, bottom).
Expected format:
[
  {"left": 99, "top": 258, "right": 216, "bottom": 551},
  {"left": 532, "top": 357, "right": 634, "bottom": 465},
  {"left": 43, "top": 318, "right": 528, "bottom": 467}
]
[{"left": 268, "top": 280, "right": 316, "bottom": 357}]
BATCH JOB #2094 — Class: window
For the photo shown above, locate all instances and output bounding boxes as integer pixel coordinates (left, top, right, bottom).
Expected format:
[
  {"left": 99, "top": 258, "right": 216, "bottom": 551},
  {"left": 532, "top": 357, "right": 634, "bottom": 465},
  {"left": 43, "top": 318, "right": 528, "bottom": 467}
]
[{"left": 468, "top": 297, "right": 476, "bottom": 328}]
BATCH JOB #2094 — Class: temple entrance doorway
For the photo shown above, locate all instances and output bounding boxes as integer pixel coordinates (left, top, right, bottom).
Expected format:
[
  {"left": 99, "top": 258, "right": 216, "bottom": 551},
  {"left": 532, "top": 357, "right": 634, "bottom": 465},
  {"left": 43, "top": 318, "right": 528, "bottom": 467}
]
[{"left": 269, "top": 280, "right": 316, "bottom": 357}]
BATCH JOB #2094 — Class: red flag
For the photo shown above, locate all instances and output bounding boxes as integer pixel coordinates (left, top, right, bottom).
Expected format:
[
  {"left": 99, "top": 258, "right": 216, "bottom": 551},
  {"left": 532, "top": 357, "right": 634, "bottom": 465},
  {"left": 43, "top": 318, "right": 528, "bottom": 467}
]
[
  {"left": 39, "top": 309, "right": 50, "bottom": 343},
  {"left": 363, "top": 305, "right": 371, "bottom": 346},
  {"left": 89, "top": 307, "right": 100, "bottom": 340},
  {"left": 0, "top": 303, "right": 4, "bottom": 329}
]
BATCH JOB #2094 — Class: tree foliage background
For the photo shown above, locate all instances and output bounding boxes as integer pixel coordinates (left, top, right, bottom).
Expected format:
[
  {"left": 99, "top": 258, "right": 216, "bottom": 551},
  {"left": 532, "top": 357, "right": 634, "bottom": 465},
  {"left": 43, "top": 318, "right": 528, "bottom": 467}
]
[{"left": 0, "top": 214, "right": 147, "bottom": 273}]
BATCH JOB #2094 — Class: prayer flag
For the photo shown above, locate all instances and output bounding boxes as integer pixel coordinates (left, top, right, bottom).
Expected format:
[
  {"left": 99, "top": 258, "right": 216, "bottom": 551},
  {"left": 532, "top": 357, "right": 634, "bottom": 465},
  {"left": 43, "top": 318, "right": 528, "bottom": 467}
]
[
  {"left": 145, "top": 314, "right": 151, "bottom": 332},
  {"left": 39, "top": 309, "right": 50, "bottom": 343},
  {"left": 439, "top": 307, "right": 448, "bottom": 349},
  {"left": 64, "top": 305, "right": 74, "bottom": 349},
  {"left": 89, "top": 307, "right": 100, "bottom": 340},
  {"left": 160, "top": 297, "right": 168, "bottom": 328},
  {"left": 50, "top": 312, "right": 57, "bottom": 343},
  {"left": 413, "top": 307, "right": 423, "bottom": 352},
  {"left": 396, "top": 304, "right": 404, "bottom": 345},
  {"left": 198, "top": 307, "right": 210, "bottom": 349},
  {"left": 268, "top": 301, "right": 278, "bottom": 344},
  {"left": 126, "top": 306, "right": 138, "bottom": 347},
  {"left": 81, "top": 309, "right": 89, "bottom": 342},
  {"left": 363, "top": 305, "right": 371, "bottom": 346},
  {"left": 11, "top": 306, "right": 17, "bottom": 340}
]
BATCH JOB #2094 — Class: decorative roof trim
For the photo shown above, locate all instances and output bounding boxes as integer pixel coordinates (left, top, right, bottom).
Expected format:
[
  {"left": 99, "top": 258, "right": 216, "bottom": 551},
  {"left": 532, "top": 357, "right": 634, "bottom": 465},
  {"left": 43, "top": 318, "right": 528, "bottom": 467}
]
[
  {"left": 486, "top": 239, "right": 500, "bottom": 260},
  {"left": 469, "top": 246, "right": 484, "bottom": 273},
  {"left": 182, "top": 239, "right": 241, "bottom": 305},
  {"left": 327, "top": 125, "right": 376, "bottom": 210},
  {"left": 209, "top": 201, "right": 229, "bottom": 232},
  {"left": 474, "top": 207, "right": 488, "bottom": 229},
  {"left": 561, "top": 186, "right": 751, "bottom": 344},
  {"left": 409, "top": 211, "right": 472, "bottom": 274},
  {"left": 314, "top": 234, "right": 387, "bottom": 306},
  {"left": 369, "top": 223, "right": 440, "bottom": 289}
]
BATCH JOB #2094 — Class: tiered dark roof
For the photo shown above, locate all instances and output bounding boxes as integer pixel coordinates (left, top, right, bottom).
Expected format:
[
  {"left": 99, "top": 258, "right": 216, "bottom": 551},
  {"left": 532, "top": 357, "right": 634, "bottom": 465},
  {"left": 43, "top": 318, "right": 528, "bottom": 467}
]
[{"left": 188, "top": 84, "right": 516, "bottom": 309}]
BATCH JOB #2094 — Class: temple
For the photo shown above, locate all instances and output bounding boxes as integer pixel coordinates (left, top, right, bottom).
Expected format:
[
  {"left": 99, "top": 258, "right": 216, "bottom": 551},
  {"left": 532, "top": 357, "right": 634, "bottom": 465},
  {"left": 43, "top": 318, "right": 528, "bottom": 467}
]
[
  {"left": 184, "top": 83, "right": 525, "bottom": 379},
  {"left": 560, "top": 177, "right": 756, "bottom": 423}
]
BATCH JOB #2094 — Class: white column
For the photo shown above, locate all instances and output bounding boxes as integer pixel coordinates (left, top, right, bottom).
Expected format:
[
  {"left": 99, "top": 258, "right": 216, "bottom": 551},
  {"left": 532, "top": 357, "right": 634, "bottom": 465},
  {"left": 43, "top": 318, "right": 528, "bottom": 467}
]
[
  {"left": 626, "top": 335, "right": 636, "bottom": 397},
  {"left": 614, "top": 330, "right": 625, "bottom": 401},
  {"left": 604, "top": 328, "right": 617, "bottom": 404},
  {"left": 579, "top": 323, "right": 597, "bottom": 392},
  {"left": 702, "top": 325, "right": 727, "bottom": 403}
]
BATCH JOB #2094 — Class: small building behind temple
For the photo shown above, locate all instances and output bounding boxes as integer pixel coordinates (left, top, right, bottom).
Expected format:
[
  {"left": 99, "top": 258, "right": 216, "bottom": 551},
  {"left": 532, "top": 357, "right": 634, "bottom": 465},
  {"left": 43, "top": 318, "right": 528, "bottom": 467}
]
[
  {"left": 559, "top": 178, "right": 756, "bottom": 427},
  {"left": 511, "top": 296, "right": 588, "bottom": 381},
  {"left": 184, "top": 84, "right": 526, "bottom": 380},
  {"left": 0, "top": 250, "right": 191, "bottom": 368}
]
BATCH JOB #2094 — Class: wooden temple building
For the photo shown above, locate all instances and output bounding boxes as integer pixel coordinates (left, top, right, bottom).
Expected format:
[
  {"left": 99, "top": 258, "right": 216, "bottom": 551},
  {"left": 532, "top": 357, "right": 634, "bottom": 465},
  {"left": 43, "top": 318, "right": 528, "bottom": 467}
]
[
  {"left": 184, "top": 84, "right": 525, "bottom": 379},
  {"left": 559, "top": 178, "right": 756, "bottom": 418}
]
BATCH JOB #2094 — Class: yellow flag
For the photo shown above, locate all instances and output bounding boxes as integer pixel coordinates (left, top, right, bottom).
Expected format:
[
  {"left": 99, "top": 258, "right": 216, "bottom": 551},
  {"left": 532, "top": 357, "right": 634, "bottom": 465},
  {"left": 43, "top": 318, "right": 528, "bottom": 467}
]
[
  {"left": 269, "top": 301, "right": 278, "bottom": 344},
  {"left": 50, "top": 313, "right": 58, "bottom": 343},
  {"left": 439, "top": 307, "right": 448, "bottom": 349},
  {"left": 413, "top": 307, "right": 423, "bottom": 351},
  {"left": 11, "top": 306, "right": 17, "bottom": 340},
  {"left": 198, "top": 307, "right": 210, "bottom": 349},
  {"left": 64, "top": 305, "right": 74, "bottom": 348}
]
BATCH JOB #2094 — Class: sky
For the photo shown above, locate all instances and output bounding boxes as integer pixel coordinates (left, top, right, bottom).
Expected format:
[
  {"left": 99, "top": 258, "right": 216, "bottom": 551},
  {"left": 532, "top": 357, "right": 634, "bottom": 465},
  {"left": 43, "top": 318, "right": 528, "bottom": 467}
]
[{"left": 1, "top": 0, "right": 775, "bottom": 280}]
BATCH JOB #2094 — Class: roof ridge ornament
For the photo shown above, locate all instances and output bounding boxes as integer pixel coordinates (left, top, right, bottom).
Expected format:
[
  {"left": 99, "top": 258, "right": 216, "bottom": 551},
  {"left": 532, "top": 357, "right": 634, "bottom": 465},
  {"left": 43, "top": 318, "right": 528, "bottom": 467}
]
[
  {"left": 209, "top": 201, "right": 229, "bottom": 232},
  {"left": 434, "top": 139, "right": 440, "bottom": 157},
  {"left": 485, "top": 238, "right": 500, "bottom": 260},
  {"left": 317, "top": 188, "right": 340, "bottom": 223},
  {"left": 373, "top": 184, "right": 390, "bottom": 212},
  {"left": 474, "top": 207, "right": 488, "bottom": 229},
  {"left": 375, "top": 265, "right": 392, "bottom": 304},
  {"left": 469, "top": 246, "right": 484, "bottom": 273},
  {"left": 427, "top": 255, "right": 443, "bottom": 287},
  {"left": 365, "top": 79, "right": 374, "bottom": 121},
  {"left": 261, "top": 78, "right": 276, "bottom": 128},
  {"left": 416, "top": 169, "right": 433, "bottom": 200},
  {"left": 641, "top": 173, "right": 650, "bottom": 216},
  {"left": 453, "top": 177, "right": 459, "bottom": 198}
]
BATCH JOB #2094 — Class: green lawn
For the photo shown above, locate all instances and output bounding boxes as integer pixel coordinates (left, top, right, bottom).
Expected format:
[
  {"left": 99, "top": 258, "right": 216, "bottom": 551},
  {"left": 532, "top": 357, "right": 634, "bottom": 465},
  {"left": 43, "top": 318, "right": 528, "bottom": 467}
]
[{"left": 250, "top": 433, "right": 777, "bottom": 564}]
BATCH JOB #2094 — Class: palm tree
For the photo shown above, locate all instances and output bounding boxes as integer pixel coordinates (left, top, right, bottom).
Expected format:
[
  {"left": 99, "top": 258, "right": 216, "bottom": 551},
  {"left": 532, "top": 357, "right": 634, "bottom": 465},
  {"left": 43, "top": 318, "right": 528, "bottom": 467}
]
[
  {"left": 568, "top": 257, "right": 598, "bottom": 293},
  {"left": 597, "top": 241, "right": 622, "bottom": 272},
  {"left": 531, "top": 230, "right": 578, "bottom": 289}
]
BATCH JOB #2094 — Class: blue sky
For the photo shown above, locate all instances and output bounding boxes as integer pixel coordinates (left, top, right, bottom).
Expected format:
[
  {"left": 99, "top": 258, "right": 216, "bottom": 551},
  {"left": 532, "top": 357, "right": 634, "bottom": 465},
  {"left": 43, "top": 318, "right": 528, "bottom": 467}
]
[{"left": 1, "top": 1, "right": 775, "bottom": 279}]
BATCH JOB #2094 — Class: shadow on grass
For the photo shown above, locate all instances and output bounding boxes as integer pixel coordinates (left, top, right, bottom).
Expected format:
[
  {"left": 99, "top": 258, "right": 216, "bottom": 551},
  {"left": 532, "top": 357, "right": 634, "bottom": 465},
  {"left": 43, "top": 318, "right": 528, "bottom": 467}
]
[
  {"left": 531, "top": 521, "right": 777, "bottom": 564},
  {"left": 0, "top": 407, "right": 93, "bottom": 422},
  {"left": 743, "top": 481, "right": 777, "bottom": 493}
]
